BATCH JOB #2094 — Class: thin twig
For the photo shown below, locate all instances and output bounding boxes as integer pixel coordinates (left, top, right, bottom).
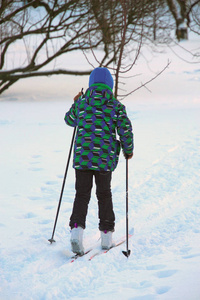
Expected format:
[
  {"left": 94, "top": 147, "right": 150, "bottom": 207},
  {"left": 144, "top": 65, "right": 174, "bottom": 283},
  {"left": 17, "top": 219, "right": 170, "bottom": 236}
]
[{"left": 119, "top": 60, "right": 171, "bottom": 98}]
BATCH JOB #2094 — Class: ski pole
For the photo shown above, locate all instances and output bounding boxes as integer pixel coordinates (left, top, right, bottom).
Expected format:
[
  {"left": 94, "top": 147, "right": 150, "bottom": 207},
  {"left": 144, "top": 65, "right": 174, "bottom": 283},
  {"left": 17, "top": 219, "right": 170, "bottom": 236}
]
[
  {"left": 48, "top": 126, "right": 77, "bottom": 244},
  {"left": 122, "top": 158, "right": 131, "bottom": 257}
]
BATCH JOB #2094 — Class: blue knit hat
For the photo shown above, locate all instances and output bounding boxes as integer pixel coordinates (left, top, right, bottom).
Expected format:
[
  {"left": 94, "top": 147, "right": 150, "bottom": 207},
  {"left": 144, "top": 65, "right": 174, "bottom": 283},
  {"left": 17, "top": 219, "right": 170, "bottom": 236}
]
[{"left": 89, "top": 67, "right": 114, "bottom": 90}]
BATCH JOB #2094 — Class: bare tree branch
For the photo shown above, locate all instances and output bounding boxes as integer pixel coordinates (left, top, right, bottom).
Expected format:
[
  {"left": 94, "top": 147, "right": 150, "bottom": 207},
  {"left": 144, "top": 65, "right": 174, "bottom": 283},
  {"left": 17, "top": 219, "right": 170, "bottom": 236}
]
[
  {"left": 0, "top": 69, "right": 92, "bottom": 78},
  {"left": 118, "top": 60, "right": 171, "bottom": 99}
]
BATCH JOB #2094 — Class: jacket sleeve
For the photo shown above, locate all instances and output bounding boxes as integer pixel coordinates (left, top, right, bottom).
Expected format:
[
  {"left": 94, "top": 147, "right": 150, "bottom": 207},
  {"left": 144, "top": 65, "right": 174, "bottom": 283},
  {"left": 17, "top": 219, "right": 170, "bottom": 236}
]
[
  {"left": 64, "top": 102, "right": 78, "bottom": 127},
  {"left": 116, "top": 104, "right": 134, "bottom": 154}
]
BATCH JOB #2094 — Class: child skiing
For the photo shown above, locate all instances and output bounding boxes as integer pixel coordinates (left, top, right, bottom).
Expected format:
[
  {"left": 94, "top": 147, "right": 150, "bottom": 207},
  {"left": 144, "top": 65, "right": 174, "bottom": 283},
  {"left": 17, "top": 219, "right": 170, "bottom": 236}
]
[{"left": 64, "top": 67, "right": 134, "bottom": 255}]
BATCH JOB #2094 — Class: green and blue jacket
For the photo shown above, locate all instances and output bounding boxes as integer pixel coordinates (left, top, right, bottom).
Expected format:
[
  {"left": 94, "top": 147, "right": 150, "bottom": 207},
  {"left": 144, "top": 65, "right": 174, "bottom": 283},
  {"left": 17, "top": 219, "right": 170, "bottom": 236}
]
[{"left": 65, "top": 83, "right": 133, "bottom": 171}]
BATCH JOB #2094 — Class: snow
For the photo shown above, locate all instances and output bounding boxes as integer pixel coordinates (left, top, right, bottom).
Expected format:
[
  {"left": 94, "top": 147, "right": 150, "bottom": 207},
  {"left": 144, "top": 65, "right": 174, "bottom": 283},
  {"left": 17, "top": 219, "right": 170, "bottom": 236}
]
[{"left": 0, "top": 34, "right": 200, "bottom": 300}]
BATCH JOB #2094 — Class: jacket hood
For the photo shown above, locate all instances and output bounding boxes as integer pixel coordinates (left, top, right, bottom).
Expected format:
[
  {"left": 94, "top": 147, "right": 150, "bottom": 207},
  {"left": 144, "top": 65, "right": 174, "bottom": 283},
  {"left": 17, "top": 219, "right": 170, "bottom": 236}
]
[
  {"left": 89, "top": 67, "right": 114, "bottom": 90},
  {"left": 85, "top": 84, "right": 114, "bottom": 107}
]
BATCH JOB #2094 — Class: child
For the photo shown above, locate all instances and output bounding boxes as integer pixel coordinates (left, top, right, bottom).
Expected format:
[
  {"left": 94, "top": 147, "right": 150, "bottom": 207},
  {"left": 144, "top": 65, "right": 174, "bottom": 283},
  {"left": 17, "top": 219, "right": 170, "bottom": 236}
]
[{"left": 65, "top": 67, "right": 133, "bottom": 255}]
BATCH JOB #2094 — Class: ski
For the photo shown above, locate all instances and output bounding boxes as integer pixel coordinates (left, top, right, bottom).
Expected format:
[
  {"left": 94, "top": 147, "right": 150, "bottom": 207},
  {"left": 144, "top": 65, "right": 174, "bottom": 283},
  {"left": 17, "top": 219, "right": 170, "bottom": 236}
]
[
  {"left": 70, "top": 248, "right": 92, "bottom": 263},
  {"left": 88, "top": 232, "right": 133, "bottom": 261},
  {"left": 69, "top": 228, "right": 134, "bottom": 263}
]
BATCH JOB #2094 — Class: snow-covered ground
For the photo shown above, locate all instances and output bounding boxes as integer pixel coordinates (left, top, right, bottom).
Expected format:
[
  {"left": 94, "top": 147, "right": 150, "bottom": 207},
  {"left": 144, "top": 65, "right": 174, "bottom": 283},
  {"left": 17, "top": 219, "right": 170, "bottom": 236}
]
[{"left": 0, "top": 33, "right": 200, "bottom": 300}]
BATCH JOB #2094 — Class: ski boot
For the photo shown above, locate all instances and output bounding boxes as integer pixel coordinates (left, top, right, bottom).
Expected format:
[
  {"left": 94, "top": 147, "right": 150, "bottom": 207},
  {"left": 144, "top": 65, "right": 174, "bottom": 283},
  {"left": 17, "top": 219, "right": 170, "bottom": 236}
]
[
  {"left": 70, "top": 224, "right": 84, "bottom": 255},
  {"left": 101, "top": 230, "right": 113, "bottom": 250}
]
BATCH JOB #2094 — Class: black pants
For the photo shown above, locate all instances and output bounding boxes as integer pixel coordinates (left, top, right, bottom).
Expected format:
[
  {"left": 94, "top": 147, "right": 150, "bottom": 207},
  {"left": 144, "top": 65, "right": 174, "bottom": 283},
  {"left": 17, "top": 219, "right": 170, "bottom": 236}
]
[{"left": 69, "top": 169, "right": 115, "bottom": 231}]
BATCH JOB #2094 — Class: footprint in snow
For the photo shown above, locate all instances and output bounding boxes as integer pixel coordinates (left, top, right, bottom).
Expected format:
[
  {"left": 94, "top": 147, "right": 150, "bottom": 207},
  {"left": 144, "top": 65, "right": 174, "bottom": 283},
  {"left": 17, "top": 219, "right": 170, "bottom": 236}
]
[
  {"left": 155, "top": 269, "right": 177, "bottom": 278},
  {"left": 45, "top": 181, "right": 58, "bottom": 185},
  {"left": 29, "top": 155, "right": 42, "bottom": 169},
  {"left": 132, "top": 295, "right": 156, "bottom": 300},
  {"left": 182, "top": 253, "right": 200, "bottom": 259},
  {"left": 45, "top": 205, "right": 54, "bottom": 210},
  {"left": 146, "top": 264, "right": 166, "bottom": 271},
  {"left": 0, "top": 120, "right": 12, "bottom": 126},
  {"left": 23, "top": 212, "right": 37, "bottom": 219},
  {"left": 193, "top": 228, "right": 200, "bottom": 233},
  {"left": 32, "top": 155, "right": 42, "bottom": 158},
  {"left": 28, "top": 196, "right": 41, "bottom": 201},
  {"left": 156, "top": 286, "right": 171, "bottom": 295},
  {"left": 140, "top": 281, "right": 153, "bottom": 288},
  {"left": 30, "top": 161, "right": 40, "bottom": 165},
  {"left": 38, "top": 219, "right": 51, "bottom": 224},
  {"left": 28, "top": 167, "right": 43, "bottom": 172}
]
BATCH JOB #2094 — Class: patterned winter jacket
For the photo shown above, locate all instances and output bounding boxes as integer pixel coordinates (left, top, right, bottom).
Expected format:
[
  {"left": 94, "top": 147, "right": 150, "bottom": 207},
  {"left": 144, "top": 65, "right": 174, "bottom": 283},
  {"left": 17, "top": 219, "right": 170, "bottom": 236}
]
[{"left": 65, "top": 83, "right": 133, "bottom": 171}]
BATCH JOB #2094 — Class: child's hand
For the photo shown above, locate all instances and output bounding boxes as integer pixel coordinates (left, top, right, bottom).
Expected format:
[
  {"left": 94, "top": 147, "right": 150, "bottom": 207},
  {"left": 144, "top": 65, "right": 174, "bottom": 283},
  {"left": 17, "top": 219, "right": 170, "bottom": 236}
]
[
  {"left": 123, "top": 151, "right": 133, "bottom": 159},
  {"left": 74, "top": 91, "right": 82, "bottom": 101}
]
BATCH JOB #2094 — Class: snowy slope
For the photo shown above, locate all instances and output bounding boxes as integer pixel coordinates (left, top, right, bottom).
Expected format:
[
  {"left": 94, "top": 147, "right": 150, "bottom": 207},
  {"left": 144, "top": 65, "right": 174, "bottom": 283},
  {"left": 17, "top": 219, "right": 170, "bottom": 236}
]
[{"left": 0, "top": 36, "right": 200, "bottom": 299}]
